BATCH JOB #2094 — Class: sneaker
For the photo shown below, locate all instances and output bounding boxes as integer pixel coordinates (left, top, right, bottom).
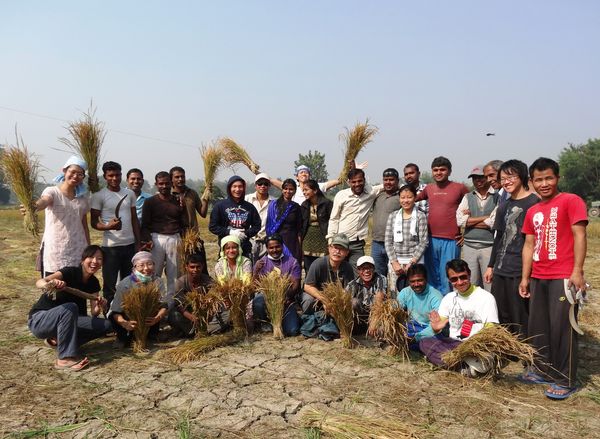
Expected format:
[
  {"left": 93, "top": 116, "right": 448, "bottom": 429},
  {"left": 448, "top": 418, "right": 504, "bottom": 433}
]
[{"left": 460, "top": 365, "right": 477, "bottom": 378}]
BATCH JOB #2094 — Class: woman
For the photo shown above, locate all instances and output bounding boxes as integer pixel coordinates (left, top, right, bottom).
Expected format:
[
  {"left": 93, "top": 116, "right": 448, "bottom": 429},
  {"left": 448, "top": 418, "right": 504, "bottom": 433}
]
[
  {"left": 300, "top": 179, "right": 333, "bottom": 273},
  {"left": 28, "top": 156, "right": 91, "bottom": 275},
  {"left": 385, "top": 184, "right": 429, "bottom": 292},
  {"left": 28, "top": 245, "right": 112, "bottom": 371},
  {"left": 108, "top": 251, "right": 168, "bottom": 348},
  {"left": 214, "top": 235, "right": 252, "bottom": 283},
  {"left": 266, "top": 179, "right": 302, "bottom": 263}
]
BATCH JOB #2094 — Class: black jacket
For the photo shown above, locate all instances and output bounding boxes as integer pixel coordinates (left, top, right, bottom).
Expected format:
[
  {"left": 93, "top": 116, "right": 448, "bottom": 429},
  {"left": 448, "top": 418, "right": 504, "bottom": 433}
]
[{"left": 301, "top": 194, "right": 333, "bottom": 238}]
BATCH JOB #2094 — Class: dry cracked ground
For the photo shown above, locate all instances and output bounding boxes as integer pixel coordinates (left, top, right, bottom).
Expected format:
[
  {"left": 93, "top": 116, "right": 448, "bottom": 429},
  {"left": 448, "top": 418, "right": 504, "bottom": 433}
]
[{"left": 1, "top": 211, "right": 600, "bottom": 438}]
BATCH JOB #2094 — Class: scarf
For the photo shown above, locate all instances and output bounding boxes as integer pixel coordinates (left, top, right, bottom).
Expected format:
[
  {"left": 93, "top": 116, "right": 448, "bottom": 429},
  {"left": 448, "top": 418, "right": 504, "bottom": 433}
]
[
  {"left": 266, "top": 199, "right": 294, "bottom": 236},
  {"left": 394, "top": 208, "right": 418, "bottom": 242}
]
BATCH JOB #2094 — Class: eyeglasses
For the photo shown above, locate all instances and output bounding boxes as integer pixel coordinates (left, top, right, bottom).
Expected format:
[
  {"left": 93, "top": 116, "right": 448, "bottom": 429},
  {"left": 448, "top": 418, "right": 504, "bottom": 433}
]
[
  {"left": 256, "top": 181, "right": 270, "bottom": 186},
  {"left": 448, "top": 274, "right": 469, "bottom": 283},
  {"left": 358, "top": 266, "right": 374, "bottom": 271},
  {"left": 500, "top": 175, "right": 518, "bottom": 183},
  {"left": 135, "top": 262, "right": 155, "bottom": 269}
]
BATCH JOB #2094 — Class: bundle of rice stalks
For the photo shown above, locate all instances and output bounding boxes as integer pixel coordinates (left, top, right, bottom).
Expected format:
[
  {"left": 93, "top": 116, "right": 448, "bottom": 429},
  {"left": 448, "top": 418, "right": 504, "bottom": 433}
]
[
  {"left": 162, "top": 331, "right": 243, "bottom": 364},
  {"left": 302, "top": 408, "right": 420, "bottom": 439},
  {"left": 59, "top": 104, "right": 106, "bottom": 193},
  {"left": 441, "top": 324, "right": 537, "bottom": 375},
  {"left": 338, "top": 119, "right": 378, "bottom": 182},
  {"left": 122, "top": 282, "right": 162, "bottom": 353},
  {"left": 211, "top": 277, "right": 252, "bottom": 336},
  {"left": 255, "top": 269, "right": 292, "bottom": 339},
  {"left": 0, "top": 137, "right": 40, "bottom": 236},
  {"left": 200, "top": 142, "right": 224, "bottom": 201},
  {"left": 178, "top": 227, "right": 205, "bottom": 274},
  {"left": 368, "top": 299, "right": 410, "bottom": 359},
  {"left": 184, "top": 288, "right": 223, "bottom": 336},
  {"left": 219, "top": 137, "right": 260, "bottom": 174},
  {"left": 321, "top": 281, "right": 354, "bottom": 348}
]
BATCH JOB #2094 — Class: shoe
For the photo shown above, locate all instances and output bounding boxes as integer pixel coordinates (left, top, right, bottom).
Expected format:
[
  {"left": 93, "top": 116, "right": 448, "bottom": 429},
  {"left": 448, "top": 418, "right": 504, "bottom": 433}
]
[
  {"left": 44, "top": 338, "right": 57, "bottom": 348},
  {"left": 545, "top": 384, "right": 579, "bottom": 400},
  {"left": 260, "top": 322, "right": 273, "bottom": 333},
  {"left": 518, "top": 371, "right": 550, "bottom": 385},
  {"left": 460, "top": 365, "right": 477, "bottom": 378}
]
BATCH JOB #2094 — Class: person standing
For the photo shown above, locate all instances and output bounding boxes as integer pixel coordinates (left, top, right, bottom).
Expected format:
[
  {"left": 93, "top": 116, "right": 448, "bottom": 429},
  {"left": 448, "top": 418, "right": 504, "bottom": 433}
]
[
  {"left": 301, "top": 180, "right": 333, "bottom": 274},
  {"left": 245, "top": 173, "right": 276, "bottom": 262},
  {"left": 403, "top": 163, "right": 428, "bottom": 215},
  {"left": 91, "top": 161, "right": 140, "bottom": 306},
  {"left": 371, "top": 168, "right": 401, "bottom": 277},
  {"left": 519, "top": 157, "right": 588, "bottom": 400},
  {"left": 170, "top": 166, "right": 209, "bottom": 230},
  {"left": 266, "top": 179, "right": 302, "bottom": 263},
  {"left": 126, "top": 168, "right": 152, "bottom": 223}
]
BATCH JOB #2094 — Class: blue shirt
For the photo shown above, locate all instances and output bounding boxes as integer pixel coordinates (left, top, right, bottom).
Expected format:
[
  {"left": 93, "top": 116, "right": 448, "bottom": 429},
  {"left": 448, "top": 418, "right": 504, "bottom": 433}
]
[
  {"left": 134, "top": 191, "right": 152, "bottom": 222},
  {"left": 397, "top": 284, "right": 443, "bottom": 341}
]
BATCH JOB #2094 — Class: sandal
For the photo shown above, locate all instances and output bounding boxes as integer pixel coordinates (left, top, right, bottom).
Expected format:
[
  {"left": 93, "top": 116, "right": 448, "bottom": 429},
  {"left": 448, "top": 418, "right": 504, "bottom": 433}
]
[
  {"left": 545, "top": 383, "right": 578, "bottom": 400},
  {"left": 517, "top": 371, "right": 550, "bottom": 385},
  {"left": 54, "top": 357, "right": 89, "bottom": 371},
  {"left": 44, "top": 338, "right": 58, "bottom": 348}
]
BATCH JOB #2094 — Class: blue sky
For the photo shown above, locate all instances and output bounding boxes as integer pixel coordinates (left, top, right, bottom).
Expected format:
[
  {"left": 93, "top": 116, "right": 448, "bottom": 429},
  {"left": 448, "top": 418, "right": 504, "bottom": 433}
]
[{"left": 2, "top": 1, "right": 599, "bottom": 185}]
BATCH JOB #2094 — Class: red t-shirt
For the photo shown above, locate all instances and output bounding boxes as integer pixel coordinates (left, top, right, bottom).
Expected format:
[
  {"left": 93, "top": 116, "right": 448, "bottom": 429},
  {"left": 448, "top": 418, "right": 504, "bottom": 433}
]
[
  {"left": 522, "top": 192, "right": 587, "bottom": 279},
  {"left": 421, "top": 182, "right": 469, "bottom": 239}
]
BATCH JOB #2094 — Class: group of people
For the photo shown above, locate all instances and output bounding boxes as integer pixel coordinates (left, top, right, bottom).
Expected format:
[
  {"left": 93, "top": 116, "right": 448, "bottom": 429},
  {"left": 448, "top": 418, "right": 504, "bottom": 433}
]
[{"left": 26, "top": 153, "right": 588, "bottom": 401}]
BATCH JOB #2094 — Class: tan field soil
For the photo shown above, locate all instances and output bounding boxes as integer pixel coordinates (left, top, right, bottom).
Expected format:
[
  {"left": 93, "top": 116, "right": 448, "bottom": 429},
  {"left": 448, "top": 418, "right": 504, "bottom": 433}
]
[{"left": 1, "top": 209, "right": 599, "bottom": 438}]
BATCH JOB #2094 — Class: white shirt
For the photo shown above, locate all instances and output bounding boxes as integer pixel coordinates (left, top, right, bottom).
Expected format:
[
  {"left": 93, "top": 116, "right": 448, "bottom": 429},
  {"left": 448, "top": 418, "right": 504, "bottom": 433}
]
[
  {"left": 292, "top": 181, "right": 328, "bottom": 205},
  {"left": 327, "top": 184, "right": 383, "bottom": 241},
  {"left": 456, "top": 189, "right": 496, "bottom": 228},
  {"left": 90, "top": 187, "right": 136, "bottom": 247},
  {"left": 245, "top": 192, "right": 275, "bottom": 240},
  {"left": 438, "top": 286, "right": 499, "bottom": 340}
]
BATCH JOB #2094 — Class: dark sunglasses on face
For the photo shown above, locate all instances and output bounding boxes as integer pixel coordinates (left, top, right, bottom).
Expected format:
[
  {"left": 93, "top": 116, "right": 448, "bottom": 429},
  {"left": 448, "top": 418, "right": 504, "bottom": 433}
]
[
  {"left": 448, "top": 274, "right": 469, "bottom": 283},
  {"left": 256, "top": 181, "right": 270, "bottom": 186}
]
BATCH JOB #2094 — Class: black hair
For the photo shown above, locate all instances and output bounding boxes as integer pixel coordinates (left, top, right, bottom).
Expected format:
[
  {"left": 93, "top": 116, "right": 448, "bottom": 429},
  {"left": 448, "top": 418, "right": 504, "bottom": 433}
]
[
  {"left": 277, "top": 179, "right": 297, "bottom": 214},
  {"left": 499, "top": 159, "right": 529, "bottom": 190},
  {"left": 266, "top": 233, "right": 284, "bottom": 244},
  {"left": 407, "top": 263, "right": 427, "bottom": 280},
  {"left": 126, "top": 168, "right": 144, "bottom": 178},
  {"left": 155, "top": 171, "right": 170, "bottom": 181},
  {"left": 404, "top": 163, "right": 420, "bottom": 173},
  {"left": 169, "top": 166, "right": 185, "bottom": 178},
  {"left": 398, "top": 184, "right": 417, "bottom": 197},
  {"left": 529, "top": 157, "right": 559, "bottom": 179},
  {"left": 81, "top": 245, "right": 104, "bottom": 261},
  {"left": 102, "top": 161, "right": 121, "bottom": 175},
  {"left": 431, "top": 156, "right": 452, "bottom": 171},
  {"left": 445, "top": 259, "right": 471, "bottom": 275},
  {"left": 382, "top": 168, "right": 399, "bottom": 179},
  {"left": 347, "top": 168, "right": 365, "bottom": 180},
  {"left": 185, "top": 253, "right": 205, "bottom": 265},
  {"left": 305, "top": 179, "right": 324, "bottom": 197}
]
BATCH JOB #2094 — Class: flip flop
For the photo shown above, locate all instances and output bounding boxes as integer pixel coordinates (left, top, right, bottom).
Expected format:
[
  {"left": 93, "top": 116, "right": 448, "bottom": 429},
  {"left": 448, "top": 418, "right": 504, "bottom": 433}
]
[
  {"left": 54, "top": 357, "right": 89, "bottom": 371},
  {"left": 545, "top": 383, "right": 578, "bottom": 400},
  {"left": 517, "top": 371, "right": 550, "bottom": 385},
  {"left": 44, "top": 338, "right": 57, "bottom": 348}
]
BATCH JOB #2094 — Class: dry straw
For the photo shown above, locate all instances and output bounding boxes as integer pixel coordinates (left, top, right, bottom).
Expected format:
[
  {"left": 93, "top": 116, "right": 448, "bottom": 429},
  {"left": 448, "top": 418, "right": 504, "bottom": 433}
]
[
  {"left": 200, "top": 142, "right": 224, "bottom": 201},
  {"left": 59, "top": 104, "right": 106, "bottom": 193},
  {"left": 178, "top": 227, "right": 204, "bottom": 274},
  {"left": 219, "top": 137, "right": 260, "bottom": 174},
  {"left": 441, "top": 324, "right": 537, "bottom": 375},
  {"left": 302, "top": 408, "right": 420, "bottom": 439},
  {"left": 255, "top": 269, "right": 293, "bottom": 339},
  {"left": 0, "top": 136, "right": 40, "bottom": 236},
  {"left": 338, "top": 119, "right": 378, "bottom": 182},
  {"left": 184, "top": 288, "right": 223, "bottom": 336},
  {"left": 121, "top": 282, "right": 163, "bottom": 352},
  {"left": 163, "top": 332, "right": 243, "bottom": 364},
  {"left": 368, "top": 299, "right": 410, "bottom": 359},
  {"left": 321, "top": 281, "right": 354, "bottom": 348},
  {"left": 211, "top": 277, "right": 252, "bottom": 336}
]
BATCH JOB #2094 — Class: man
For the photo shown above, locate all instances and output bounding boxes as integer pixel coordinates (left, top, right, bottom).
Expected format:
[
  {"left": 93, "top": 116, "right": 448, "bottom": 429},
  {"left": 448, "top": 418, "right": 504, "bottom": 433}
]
[
  {"left": 370, "top": 168, "right": 401, "bottom": 277},
  {"left": 126, "top": 168, "right": 152, "bottom": 222},
  {"left": 519, "top": 157, "right": 587, "bottom": 400},
  {"left": 245, "top": 173, "right": 276, "bottom": 263},
  {"left": 403, "top": 163, "right": 428, "bottom": 215},
  {"left": 209, "top": 175, "right": 261, "bottom": 259},
  {"left": 416, "top": 157, "right": 469, "bottom": 294},
  {"left": 396, "top": 264, "right": 443, "bottom": 343},
  {"left": 302, "top": 233, "right": 355, "bottom": 313},
  {"left": 327, "top": 168, "right": 383, "bottom": 270},
  {"left": 168, "top": 253, "right": 229, "bottom": 337},
  {"left": 456, "top": 166, "right": 498, "bottom": 291},
  {"left": 345, "top": 256, "right": 387, "bottom": 334},
  {"left": 90, "top": 161, "right": 140, "bottom": 306},
  {"left": 419, "top": 259, "right": 499, "bottom": 376},
  {"left": 170, "top": 166, "right": 209, "bottom": 230},
  {"left": 251, "top": 233, "right": 302, "bottom": 335},
  {"left": 484, "top": 160, "right": 538, "bottom": 338},
  {"left": 484, "top": 160, "right": 509, "bottom": 208},
  {"left": 140, "top": 171, "right": 184, "bottom": 306}
]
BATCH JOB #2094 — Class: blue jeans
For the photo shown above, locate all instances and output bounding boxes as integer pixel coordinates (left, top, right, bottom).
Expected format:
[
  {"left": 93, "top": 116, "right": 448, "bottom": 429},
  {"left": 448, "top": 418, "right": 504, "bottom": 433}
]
[
  {"left": 252, "top": 293, "right": 301, "bottom": 336},
  {"left": 102, "top": 244, "right": 136, "bottom": 305},
  {"left": 371, "top": 240, "right": 388, "bottom": 277},
  {"left": 424, "top": 237, "right": 460, "bottom": 295}
]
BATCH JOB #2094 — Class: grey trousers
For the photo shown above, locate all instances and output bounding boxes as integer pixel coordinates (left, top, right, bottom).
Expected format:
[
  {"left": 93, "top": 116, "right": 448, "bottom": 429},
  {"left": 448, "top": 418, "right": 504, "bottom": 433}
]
[
  {"left": 461, "top": 244, "right": 492, "bottom": 291},
  {"left": 28, "top": 303, "right": 112, "bottom": 359}
]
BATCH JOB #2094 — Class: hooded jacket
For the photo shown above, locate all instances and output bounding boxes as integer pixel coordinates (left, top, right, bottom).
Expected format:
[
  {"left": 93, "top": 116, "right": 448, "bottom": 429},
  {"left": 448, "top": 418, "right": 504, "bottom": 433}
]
[{"left": 208, "top": 175, "right": 261, "bottom": 257}]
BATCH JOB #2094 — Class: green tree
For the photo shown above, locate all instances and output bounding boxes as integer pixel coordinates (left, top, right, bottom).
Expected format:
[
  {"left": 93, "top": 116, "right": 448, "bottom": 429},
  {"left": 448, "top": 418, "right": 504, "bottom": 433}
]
[
  {"left": 558, "top": 138, "right": 600, "bottom": 202},
  {"left": 294, "top": 150, "right": 328, "bottom": 182}
]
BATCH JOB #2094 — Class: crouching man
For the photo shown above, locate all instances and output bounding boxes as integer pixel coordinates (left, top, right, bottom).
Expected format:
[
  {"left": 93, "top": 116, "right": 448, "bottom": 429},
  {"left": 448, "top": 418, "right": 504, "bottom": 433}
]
[{"left": 419, "top": 259, "right": 499, "bottom": 376}]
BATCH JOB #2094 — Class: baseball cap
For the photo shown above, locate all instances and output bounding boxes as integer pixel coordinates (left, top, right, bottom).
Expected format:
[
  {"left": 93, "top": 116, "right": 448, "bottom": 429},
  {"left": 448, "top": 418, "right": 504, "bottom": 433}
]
[
  {"left": 330, "top": 233, "right": 350, "bottom": 250},
  {"left": 254, "top": 172, "right": 271, "bottom": 184},
  {"left": 295, "top": 165, "right": 311, "bottom": 175},
  {"left": 356, "top": 256, "right": 375, "bottom": 267},
  {"left": 468, "top": 166, "right": 485, "bottom": 178}
]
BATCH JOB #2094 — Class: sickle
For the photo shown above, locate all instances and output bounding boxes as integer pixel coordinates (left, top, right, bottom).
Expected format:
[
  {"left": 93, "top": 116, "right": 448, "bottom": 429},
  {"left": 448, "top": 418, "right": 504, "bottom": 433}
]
[
  {"left": 114, "top": 194, "right": 128, "bottom": 218},
  {"left": 565, "top": 284, "right": 584, "bottom": 335}
]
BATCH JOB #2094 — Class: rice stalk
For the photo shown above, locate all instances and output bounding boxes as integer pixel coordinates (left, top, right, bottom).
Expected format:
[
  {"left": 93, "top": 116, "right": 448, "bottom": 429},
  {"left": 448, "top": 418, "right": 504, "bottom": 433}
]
[
  {"left": 338, "top": 119, "right": 378, "bottom": 182},
  {"left": 441, "top": 324, "right": 537, "bottom": 375},
  {"left": 184, "top": 288, "right": 223, "bottom": 336},
  {"left": 0, "top": 136, "right": 40, "bottom": 236},
  {"left": 210, "top": 277, "right": 252, "bottom": 336},
  {"left": 200, "top": 142, "right": 224, "bottom": 201},
  {"left": 255, "top": 269, "right": 292, "bottom": 339},
  {"left": 178, "top": 227, "right": 205, "bottom": 274},
  {"left": 161, "top": 332, "right": 243, "bottom": 364},
  {"left": 59, "top": 103, "right": 106, "bottom": 193},
  {"left": 321, "top": 281, "right": 354, "bottom": 348},
  {"left": 302, "top": 408, "right": 420, "bottom": 439},
  {"left": 219, "top": 137, "right": 260, "bottom": 174},
  {"left": 121, "top": 282, "right": 163, "bottom": 352},
  {"left": 368, "top": 299, "right": 410, "bottom": 359}
]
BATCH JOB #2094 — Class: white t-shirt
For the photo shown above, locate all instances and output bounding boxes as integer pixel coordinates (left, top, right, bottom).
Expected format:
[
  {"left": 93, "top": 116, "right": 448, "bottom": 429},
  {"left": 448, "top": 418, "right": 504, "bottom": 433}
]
[
  {"left": 292, "top": 181, "right": 328, "bottom": 205},
  {"left": 90, "top": 187, "right": 136, "bottom": 247},
  {"left": 438, "top": 286, "right": 499, "bottom": 340}
]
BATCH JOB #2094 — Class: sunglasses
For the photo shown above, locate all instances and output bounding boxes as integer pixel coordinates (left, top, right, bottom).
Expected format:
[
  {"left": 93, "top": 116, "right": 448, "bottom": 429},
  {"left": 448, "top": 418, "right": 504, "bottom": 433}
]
[
  {"left": 256, "top": 181, "right": 270, "bottom": 186},
  {"left": 448, "top": 274, "right": 469, "bottom": 283}
]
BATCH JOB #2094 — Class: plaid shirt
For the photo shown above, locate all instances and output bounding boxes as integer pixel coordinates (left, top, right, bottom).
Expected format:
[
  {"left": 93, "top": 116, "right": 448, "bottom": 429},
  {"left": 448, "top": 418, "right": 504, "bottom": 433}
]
[
  {"left": 345, "top": 273, "right": 388, "bottom": 307},
  {"left": 384, "top": 209, "right": 429, "bottom": 264}
]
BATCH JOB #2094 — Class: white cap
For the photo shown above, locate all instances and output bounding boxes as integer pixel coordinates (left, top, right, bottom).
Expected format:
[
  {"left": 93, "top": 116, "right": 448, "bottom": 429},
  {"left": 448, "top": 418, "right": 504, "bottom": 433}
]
[
  {"left": 356, "top": 255, "right": 375, "bottom": 267},
  {"left": 254, "top": 172, "right": 271, "bottom": 183}
]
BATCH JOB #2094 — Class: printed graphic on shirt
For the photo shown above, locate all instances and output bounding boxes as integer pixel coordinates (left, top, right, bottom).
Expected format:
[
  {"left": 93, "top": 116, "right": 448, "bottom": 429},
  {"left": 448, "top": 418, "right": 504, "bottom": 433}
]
[
  {"left": 226, "top": 206, "right": 249, "bottom": 229},
  {"left": 531, "top": 207, "right": 558, "bottom": 261},
  {"left": 497, "top": 206, "right": 523, "bottom": 270},
  {"left": 448, "top": 297, "right": 477, "bottom": 330}
]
